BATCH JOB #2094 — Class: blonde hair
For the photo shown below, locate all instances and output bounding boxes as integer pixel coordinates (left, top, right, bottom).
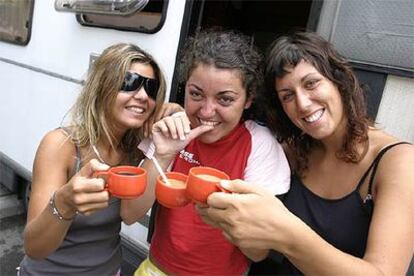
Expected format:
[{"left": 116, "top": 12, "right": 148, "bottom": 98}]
[{"left": 69, "top": 43, "right": 166, "bottom": 163}]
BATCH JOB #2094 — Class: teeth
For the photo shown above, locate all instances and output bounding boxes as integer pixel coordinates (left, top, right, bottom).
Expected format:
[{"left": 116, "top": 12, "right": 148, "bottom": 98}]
[
  {"left": 304, "top": 109, "right": 323, "bottom": 123},
  {"left": 199, "top": 119, "right": 219, "bottom": 126},
  {"left": 127, "top": 107, "right": 144, "bottom": 114}
]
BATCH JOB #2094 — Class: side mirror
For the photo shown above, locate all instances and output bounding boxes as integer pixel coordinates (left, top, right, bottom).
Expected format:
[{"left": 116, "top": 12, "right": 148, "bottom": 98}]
[{"left": 54, "top": 0, "right": 149, "bottom": 16}]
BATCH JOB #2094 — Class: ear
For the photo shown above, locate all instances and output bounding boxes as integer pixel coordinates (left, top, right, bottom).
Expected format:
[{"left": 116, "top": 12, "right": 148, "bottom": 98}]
[{"left": 244, "top": 95, "right": 253, "bottom": 109}]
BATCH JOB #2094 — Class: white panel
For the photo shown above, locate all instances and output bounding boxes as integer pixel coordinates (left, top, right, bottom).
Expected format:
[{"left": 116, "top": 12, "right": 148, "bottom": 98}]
[
  {"left": 376, "top": 75, "right": 414, "bottom": 142},
  {"left": 0, "top": 61, "right": 80, "bottom": 171},
  {"left": 121, "top": 222, "right": 149, "bottom": 252},
  {"left": 0, "top": 0, "right": 187, "bottom": 96},
  {"left": 0, "top": 1, "right": 187, "bottom": 171}
]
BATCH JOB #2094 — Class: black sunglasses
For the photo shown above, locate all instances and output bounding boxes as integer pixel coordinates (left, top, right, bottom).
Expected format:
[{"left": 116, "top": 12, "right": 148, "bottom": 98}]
[{"left": 120, "top": 71, "right": 159, "bottom": 100}]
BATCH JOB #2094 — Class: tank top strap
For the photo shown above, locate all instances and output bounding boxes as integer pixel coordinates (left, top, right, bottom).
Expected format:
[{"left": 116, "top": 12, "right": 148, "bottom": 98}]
[
  {"left": 58, "top": 127, "right": 82, "bottom": 173},
  {"left": 356, "top": 142, "right": 411, "bottom": 194}
]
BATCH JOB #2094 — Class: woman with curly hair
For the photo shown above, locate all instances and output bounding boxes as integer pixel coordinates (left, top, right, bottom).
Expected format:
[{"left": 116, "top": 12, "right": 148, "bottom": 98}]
[
  {"left": 128, "top": 29, "right": 290, "bottom": 275},
  {"left": 198, "top": 31, "right": 414, "bottom": 275}
]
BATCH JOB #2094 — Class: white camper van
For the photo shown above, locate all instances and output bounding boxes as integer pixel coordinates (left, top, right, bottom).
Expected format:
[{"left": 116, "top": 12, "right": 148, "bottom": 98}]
[{"left": 1, "top": 0, "right": 413, "bottom": 271}]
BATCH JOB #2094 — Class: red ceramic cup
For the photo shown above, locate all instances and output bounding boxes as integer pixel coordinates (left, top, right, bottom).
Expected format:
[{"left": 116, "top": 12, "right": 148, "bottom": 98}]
[
  {"left": 95, "top": 166, "right": 147, "bottom": 199},
  {"left": 185, "top": 166, "right": 230, "bottom": 204},
  {"left": 155, "top": 172, "right": 190, "bottom": 208}
]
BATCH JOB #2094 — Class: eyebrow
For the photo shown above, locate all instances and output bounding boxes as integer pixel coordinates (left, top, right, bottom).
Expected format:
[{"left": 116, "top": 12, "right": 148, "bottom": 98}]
[
  {"left": 276, "top": 72, "right": 320, "bottom": 93},
  {"left": 187, "top": 83, "right": 239, "bottom": 95}
]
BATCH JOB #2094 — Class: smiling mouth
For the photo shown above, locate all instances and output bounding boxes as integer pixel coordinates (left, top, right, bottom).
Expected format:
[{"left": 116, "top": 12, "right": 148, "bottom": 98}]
[
  {"left": 126, "top": 106, "right": 145, "bottom": 115},
  {"left": 303, "top": 109, "right": 324, "bottom": 123},
  {"left": 199, "top": 119, "right": 220, "bottom": 127}
]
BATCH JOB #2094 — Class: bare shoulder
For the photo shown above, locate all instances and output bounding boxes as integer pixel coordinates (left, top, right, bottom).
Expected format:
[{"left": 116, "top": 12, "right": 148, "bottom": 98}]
[
  {"left": 369, "top": 129, "right": 413, "bottom": 162},
  {"left": 369, "top": 129, "right": 414, "bottom": 191},
  {"left": 38, "top": 128, "right": 75, "bottom": 154},
  {"left": 33, "top": 128, "right": 77, "bottom": 177}
]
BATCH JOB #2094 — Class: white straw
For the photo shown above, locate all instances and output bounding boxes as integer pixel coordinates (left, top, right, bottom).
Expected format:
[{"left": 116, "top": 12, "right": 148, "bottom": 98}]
[{"left": 150, "top": 156, "right": 171, "bottom": 186}]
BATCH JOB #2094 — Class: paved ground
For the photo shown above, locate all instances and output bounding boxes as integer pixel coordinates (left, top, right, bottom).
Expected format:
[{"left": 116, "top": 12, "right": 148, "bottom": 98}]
[
  {"left": 0, "top": 182, "right": 25, "bottom": 276},
  {"left": 0, "top": 213, "right": 25, "bottom": 276}
]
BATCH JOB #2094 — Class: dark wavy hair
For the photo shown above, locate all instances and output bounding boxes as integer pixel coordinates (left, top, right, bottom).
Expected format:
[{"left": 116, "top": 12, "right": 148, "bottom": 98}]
[
  {"left": 178, "top": 29, "right": 264, "bottom": 120},
  {"left": 261, "top": 31, "right": 371, "bottom": 174}
]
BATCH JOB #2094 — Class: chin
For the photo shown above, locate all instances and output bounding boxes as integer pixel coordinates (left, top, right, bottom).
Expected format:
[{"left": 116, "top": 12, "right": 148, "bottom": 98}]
[
  {"left": 198, "top": 134, "right": 221, "bottom": 144},
  {"left": 124, "top": 120, "right": 146, "bottom": 129}
]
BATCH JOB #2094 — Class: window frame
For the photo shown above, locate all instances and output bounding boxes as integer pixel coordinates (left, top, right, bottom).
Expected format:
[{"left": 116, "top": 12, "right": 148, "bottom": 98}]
[
  {"left": 0, "top": 0, "right": 35, "bottom": 46},
  {"left": 75, "top": 0, "right": 169, "bottom": 34},
  {"left": 317, "top": 0, "right": 414, "bottom": 78}
]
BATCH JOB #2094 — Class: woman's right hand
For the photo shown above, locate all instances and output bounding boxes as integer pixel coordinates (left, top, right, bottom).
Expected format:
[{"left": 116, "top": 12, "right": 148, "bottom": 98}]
[
  {"left": 197, "top": 179, "right": 299, "bottom": 251},
  {"left": 151, "top": 112, "right": 213, "bottom": 158},
  {"left": 54, "top": 159, "right": 111, "bottom": 217}
]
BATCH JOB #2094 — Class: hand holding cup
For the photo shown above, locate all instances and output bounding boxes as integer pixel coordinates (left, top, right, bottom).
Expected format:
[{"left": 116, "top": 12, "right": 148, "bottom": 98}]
[{"left": 185, "top": 166, "right": 230, "bottom": 204}]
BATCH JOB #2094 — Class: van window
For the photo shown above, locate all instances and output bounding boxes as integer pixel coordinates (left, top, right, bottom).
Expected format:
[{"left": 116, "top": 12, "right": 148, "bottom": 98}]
[
  {"left": 0, "top": 0, "right": 35, "bottom": 45},
  {"left": 318, "top": 0, "right": 413, "bottom": 75},
  {"left": 77, "top": 0, "right": 168, "bottom": 33}
]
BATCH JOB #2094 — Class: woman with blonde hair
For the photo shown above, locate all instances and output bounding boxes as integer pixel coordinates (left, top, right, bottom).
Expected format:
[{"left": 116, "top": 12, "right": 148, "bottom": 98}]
[{"left": 19, "top": 43, "right": 176, "bottom": 275}]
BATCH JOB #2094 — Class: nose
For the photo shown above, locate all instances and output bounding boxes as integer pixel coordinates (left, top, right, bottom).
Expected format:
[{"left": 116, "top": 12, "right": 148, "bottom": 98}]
[
  {"left": 199, "top": 99, "right": 216, "bottom": 118},
  {"left": 133, "top": 86, "right": 149, "bottom": 101},
  {"left": 295, "top": 90, "right": 312, "bottom": 111}
]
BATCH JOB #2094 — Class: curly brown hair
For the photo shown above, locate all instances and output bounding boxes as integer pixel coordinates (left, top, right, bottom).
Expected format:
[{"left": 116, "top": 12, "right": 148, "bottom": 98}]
[
  {"left": 261, "top": 31, "right": 372, "bottom": 174},
  {"left": 178, "top": 29, "right": 264, "bottom": 120}
]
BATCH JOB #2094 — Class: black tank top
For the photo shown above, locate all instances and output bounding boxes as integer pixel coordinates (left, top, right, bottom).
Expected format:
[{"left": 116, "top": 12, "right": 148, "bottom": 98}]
[{"left": 249, "top": 142, "right": 410, "bottom": 275}]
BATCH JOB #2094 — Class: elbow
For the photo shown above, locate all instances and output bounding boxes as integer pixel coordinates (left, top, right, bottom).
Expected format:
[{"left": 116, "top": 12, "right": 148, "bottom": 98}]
[
  {"left": 24, "top": 242, "right": 49, "bottom": 260},
  {"left": 121, "top": 212, "right": 148, "bottom": 225},
  {"left": 120, "top": 211, "right": 143, "bottom": 225},
  {"left": 249, "top": 254, "right": 268, "bottom": 263},
  {"left": 244, "top": 249, "right": 270, "bottom": 263},
  {"left": 120, "top": 207, "right": 149, "bottom": 225},
  {"left": 122, "top": 217, "right": 137, "bottom": 225},
  {"left": 23, "top": 230, "right": 51, "bottom": 260},
  {"left": 25, "top": 250, "right": 47, "bottom": 260}
]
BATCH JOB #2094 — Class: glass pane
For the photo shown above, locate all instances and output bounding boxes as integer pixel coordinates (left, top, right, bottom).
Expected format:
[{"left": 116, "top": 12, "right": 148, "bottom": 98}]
[
  {"left": 55, "top": 0, "right": 149, "bottom": 16},
  {"left": 78, "top": 0, "right": 167, "bottom": 33},
  {"left": 0, "top": 0, "right": 35, "bottom": 45},
  {"left": 331, "top": 0, "right": 414, "bottom": 71}
]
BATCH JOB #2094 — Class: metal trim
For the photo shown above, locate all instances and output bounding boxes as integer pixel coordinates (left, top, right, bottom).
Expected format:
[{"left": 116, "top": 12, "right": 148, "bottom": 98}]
[{"left": 0, "top": 57, "right": 84, "bottom": 85}]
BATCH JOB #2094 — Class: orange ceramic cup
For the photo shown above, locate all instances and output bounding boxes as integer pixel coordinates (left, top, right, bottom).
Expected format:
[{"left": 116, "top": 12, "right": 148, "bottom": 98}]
[
  {"left": 95, "top": 166, "right": 147, "bottom": 199},
  {"left": 185, "top": 166, "right": 230, "bottom": 204},
  {"left": 155, "top": 172, "right": 190, "bottom": 208}
]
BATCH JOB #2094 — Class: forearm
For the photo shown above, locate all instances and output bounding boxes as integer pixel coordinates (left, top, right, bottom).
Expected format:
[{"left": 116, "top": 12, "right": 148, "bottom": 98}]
[
  {"left": 280, "top": 218, "right": 384, "bottom": 275},
  {"left": 121, "top": 156, "right": 172, "bottom": 224},
  {"left": 24, "top": 206, "right": 72, "bottom": 259}
]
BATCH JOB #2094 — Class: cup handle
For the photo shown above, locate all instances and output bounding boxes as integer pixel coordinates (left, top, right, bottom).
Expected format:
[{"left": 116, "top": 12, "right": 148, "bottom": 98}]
[{"left": 94, "top": 170, "right": 110, "bottom": 192}]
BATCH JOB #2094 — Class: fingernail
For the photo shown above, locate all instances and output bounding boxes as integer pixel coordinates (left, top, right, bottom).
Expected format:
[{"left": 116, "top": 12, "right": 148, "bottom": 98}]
[{"left": 220, "top": 180, "right": 230, "bottom": 189}]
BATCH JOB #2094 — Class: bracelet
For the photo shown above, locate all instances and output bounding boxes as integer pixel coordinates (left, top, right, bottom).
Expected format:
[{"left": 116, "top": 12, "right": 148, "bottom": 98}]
[{"left": 49, "top": 191, "right": 77, "bottom": 221}]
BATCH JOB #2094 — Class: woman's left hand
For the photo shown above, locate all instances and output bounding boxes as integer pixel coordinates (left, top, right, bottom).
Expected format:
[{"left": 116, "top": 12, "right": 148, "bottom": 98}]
[
  {"left": 143, "top": 102, "right": 185, "bottom": 137},
  {"left": 196, "top": 179, "right": 295, "bottom": 250}
]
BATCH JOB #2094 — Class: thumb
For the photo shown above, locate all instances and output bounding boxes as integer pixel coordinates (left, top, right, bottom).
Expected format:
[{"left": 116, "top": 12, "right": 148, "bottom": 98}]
[
  {"left": 78, "top": 158, "right": 110, "bottom": 177},
  {"left": 186, "top": 124, "right": 214, "bottom": 141},
  {"left": 219, "top": 179, "right": 264, "bottom": 195}
]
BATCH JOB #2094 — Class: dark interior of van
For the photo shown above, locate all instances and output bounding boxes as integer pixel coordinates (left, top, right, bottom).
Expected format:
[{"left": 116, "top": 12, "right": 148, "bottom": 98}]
[
  {"left": 171, "top": 0, "right": 386, "bottom": 121},
  {"left": 171, "top": 0, "right": 321, "bottom": 106}
]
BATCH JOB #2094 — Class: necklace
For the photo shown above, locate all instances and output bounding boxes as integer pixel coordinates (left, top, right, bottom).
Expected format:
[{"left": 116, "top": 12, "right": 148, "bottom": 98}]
[{"left": 92, "top": 144, "right": 106, "bottom": 164}]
